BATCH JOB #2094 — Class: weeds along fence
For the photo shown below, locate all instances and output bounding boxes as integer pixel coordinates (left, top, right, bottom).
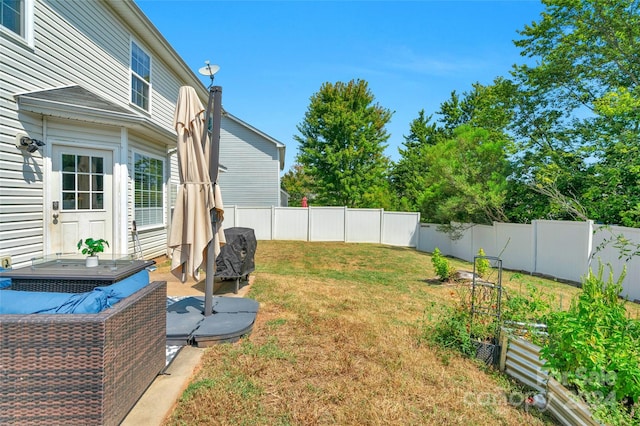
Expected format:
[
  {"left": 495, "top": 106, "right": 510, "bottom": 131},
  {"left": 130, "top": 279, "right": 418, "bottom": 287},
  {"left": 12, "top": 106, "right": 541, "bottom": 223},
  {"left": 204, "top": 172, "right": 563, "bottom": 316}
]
[{"left": 215, "top": 208, "right": 639, "bottom": 301}]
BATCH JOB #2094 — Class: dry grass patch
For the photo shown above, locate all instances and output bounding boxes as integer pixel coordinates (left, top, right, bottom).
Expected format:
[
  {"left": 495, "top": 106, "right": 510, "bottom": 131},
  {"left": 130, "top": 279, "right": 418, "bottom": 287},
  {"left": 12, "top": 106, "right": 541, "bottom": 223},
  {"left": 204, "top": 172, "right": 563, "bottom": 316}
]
[{"left": 165, "top": 240, "right": 637, "bottom": 425}]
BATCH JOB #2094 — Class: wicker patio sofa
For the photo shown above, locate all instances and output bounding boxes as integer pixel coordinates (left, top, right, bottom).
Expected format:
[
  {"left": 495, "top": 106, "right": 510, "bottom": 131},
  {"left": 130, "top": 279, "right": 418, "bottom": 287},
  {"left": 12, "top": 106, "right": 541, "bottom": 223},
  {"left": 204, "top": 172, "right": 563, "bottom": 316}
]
[{"left": 0, "top": 279, "right": 167, "bottom": 426}]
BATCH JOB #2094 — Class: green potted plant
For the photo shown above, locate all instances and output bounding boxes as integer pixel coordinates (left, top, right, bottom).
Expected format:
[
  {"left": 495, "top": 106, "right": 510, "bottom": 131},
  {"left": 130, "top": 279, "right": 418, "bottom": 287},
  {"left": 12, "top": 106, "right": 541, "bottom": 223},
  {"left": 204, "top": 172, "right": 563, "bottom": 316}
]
[{"left": 77, "top": 238, "right": 109, "bottom": 267}]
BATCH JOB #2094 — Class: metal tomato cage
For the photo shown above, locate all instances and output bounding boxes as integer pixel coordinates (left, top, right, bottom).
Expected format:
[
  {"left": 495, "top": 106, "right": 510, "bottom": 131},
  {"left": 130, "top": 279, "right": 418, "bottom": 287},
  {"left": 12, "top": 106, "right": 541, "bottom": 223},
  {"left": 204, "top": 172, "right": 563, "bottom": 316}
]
[{"left": 470, "top": 255, "right": 503, "bottom": 365}]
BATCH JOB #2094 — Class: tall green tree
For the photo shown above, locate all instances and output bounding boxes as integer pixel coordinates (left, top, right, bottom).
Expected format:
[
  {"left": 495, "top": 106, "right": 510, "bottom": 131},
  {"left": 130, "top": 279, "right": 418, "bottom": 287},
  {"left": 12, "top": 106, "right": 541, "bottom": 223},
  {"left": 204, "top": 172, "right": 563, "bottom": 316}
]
[
  {"left": 421, "top": 125, "right": 510, "bottom": 225},
  {"left": 391, "top": 81, "right": 516, "bottom": 223},
  {"left": 389, "top": 110, "right": 442, "bottom": 212},
  {"left": 281, "top": 163, "right": 314, "bottom": 207},
  {"left": 294, "top": 79, "right": 393, "bottom": 207},
  {"left": 510, "top": 0, "right": 640, "bottom": 226},
  {"left": 439, "top": 79, "right": 518, "bottom": 136}
]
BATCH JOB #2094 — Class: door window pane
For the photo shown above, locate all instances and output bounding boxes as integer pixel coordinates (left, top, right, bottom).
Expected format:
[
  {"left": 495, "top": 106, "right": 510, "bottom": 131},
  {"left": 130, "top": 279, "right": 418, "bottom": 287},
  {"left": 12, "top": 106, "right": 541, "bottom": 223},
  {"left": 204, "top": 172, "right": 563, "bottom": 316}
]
[
  {"left": 78, "top": 174, "right": 90, "bottom": 191},
  {"left": 62, "top": 173, "right": 75, "bottom": 191},
  {"left": 62, "top": 154, "right": 75, "bottom": 171},
  {"left": 77, "top": 156, "right": 90, "bottom": 172},
  {"left": 77, "top": 192, "right": 90, "bottom": 209},
  {"left": 62, "top": 192, "right": 75, "bottom": 210},
  {"left": 60, "top": 153, "right": 105, "bottom": 210},
  {"left": 92, "top": 175, "right": 103, "bottom": 191},
  {"left": 92, "top": 193, "right": 103, "bottom": 209},
  {"left": 91, "top": 157, "right": 103, "bottom": 173}
]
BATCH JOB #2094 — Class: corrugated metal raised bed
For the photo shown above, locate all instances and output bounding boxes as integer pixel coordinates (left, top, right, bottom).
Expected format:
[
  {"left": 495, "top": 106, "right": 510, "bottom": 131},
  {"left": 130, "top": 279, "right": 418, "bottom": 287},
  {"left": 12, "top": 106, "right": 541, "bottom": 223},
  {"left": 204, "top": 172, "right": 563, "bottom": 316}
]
[{"left": 499, "top": 332, "right": 600, "bottom": 426}]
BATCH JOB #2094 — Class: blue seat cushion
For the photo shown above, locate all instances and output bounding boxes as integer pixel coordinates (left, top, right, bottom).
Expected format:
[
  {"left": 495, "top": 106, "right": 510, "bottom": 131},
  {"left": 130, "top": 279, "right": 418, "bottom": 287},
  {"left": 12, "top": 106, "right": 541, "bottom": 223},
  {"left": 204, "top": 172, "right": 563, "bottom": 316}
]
[
  {"left": 38, "top": 290, "right": 109, "bottom": 314},
  {"left": 0, "top": 270, "right": 149, "bottom": 314},
  {"left": 95, "top": 269, "right": 150, "bottom": 306},
  {"left": 0, "top": 266, "right": 11, "bottom": 289},
  {"left": 0, "top": 289, "right": 109, "bottom": 314}
]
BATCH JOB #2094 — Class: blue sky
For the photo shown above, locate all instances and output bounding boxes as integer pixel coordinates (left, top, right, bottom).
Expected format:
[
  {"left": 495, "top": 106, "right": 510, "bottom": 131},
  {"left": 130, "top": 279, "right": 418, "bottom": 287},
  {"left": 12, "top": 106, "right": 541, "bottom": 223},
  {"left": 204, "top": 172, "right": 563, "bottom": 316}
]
[{"left": 135, "top": 0, "right": 544, "bottom": 173}]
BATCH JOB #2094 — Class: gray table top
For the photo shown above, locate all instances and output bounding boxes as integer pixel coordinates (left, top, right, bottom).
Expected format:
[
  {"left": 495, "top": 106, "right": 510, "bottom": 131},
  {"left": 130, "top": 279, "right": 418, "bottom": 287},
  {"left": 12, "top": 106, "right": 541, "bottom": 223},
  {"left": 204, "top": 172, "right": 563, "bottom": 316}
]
[{"left": 0, "top": 258, "right": 154, "bottom": 283}]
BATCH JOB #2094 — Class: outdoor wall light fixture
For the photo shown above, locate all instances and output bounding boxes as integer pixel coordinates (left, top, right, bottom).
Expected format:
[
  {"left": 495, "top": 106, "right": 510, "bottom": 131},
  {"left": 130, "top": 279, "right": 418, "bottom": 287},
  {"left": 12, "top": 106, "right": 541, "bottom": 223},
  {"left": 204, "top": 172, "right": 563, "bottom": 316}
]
[{"left": 15, "top": 133, "right": 45, "bottom": 153}]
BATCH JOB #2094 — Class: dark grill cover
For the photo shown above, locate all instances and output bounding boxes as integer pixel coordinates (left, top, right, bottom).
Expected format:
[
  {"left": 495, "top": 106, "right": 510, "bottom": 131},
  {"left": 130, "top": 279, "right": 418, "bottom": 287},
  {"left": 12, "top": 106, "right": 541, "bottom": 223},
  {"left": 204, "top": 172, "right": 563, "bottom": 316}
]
[{"left": 215, "top": 227, "right": 257, "bottom": 279}]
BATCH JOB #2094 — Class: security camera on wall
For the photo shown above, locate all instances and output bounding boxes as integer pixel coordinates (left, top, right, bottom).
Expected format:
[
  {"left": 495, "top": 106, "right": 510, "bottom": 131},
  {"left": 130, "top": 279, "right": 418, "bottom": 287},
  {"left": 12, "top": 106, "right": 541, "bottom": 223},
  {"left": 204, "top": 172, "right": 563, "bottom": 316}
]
[{"left": 15, "top": 133, "right": 45, "bottom": 154}]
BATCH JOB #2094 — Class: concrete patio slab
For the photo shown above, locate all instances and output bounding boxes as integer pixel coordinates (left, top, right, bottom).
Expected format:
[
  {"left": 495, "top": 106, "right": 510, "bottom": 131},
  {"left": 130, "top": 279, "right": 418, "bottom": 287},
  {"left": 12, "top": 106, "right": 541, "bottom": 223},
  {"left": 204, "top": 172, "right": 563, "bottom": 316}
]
[{"left": 122, "top": 257, "right": 255, "bottom": 425}]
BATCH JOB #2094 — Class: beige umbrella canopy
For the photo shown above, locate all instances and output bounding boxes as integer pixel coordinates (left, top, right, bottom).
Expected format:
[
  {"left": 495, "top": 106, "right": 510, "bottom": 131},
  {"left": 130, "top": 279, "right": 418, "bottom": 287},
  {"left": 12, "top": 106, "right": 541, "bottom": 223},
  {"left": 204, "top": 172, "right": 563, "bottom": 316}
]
[{"left": 169, "top": 86, "right": 224, "bottom": 282}]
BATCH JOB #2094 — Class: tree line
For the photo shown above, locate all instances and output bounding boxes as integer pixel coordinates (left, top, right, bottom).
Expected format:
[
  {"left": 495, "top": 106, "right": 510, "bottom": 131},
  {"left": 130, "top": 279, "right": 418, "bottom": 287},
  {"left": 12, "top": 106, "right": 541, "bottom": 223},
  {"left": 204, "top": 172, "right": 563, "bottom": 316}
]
[{"left": 281, "top": 0, "right": 640, "bottom": 228}]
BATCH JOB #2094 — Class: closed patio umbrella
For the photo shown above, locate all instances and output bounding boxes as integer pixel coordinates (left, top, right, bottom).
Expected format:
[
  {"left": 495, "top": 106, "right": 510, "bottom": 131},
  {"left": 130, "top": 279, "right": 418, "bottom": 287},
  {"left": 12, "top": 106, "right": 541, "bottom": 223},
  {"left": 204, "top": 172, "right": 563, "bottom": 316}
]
[{"left": 168, "top": 86, "right": 224, "bottom": 285}]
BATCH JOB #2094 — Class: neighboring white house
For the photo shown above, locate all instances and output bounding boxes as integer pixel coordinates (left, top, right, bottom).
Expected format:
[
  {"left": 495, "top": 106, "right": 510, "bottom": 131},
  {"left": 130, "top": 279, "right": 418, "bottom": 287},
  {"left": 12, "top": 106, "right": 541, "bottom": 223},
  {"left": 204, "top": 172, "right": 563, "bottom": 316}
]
[{"left": 0, "top": 0, "right": 285, "bottom": 267}]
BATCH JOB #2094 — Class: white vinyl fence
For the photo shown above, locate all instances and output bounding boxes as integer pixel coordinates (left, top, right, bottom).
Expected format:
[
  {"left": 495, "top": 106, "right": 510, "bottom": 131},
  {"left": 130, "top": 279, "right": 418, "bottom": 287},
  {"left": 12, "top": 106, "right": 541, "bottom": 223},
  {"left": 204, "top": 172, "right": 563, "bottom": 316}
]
[
  {"left": 417, "top": 220, "right": 640, "bottom": 302},
  {"left": 217, "top": 207, "right": 639, "bottom": 300},
  {"left": 222, "top": 206, "right": 421, "bottom": 247}
]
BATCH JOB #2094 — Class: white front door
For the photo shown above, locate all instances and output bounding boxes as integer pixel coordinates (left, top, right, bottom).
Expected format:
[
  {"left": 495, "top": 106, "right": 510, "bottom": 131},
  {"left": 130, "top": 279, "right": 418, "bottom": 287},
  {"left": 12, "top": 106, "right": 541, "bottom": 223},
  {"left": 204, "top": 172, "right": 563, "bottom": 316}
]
[{"left": 48, "top": 145, "right": 113, "bottom": 255}]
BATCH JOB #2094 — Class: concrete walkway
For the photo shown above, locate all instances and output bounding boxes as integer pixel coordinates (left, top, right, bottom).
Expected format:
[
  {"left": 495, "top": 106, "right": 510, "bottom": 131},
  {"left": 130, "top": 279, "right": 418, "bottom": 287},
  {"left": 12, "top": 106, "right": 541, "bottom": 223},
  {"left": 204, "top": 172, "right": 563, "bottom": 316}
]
[{"left": 121, "top": 260, "right": 252, "bottom": 425}]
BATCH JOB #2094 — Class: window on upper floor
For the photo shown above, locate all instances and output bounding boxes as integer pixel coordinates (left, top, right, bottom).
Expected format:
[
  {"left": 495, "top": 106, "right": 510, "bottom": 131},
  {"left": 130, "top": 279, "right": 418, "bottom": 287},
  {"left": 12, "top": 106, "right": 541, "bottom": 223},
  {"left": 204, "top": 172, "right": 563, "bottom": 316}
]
[
  {"left": 1, "top": 0, "right": 23, "bottom": 36},
  {"left": 130, "top": 41, "right": 151, "bottom": 112},
  {"left": 1, "top": 0, "right": 33, "bottom": 46},
  {"left": 134, "top": 152, "right": 164, "bottom": 227}
]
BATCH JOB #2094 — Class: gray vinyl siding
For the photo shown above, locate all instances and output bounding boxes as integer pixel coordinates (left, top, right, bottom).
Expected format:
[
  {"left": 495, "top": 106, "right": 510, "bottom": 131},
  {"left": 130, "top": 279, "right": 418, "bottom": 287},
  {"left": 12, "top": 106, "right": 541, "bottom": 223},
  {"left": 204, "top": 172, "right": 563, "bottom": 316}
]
[
  {"left": 0, "top": 0, "right": 197, "bottom": 266},
  {"left": 218, "top": 116, "right": 281, "bottom": 207},
  {"left": 1, "top": 3, "right": 43, "bottom": 266},
  {"left": 37, "top": 0, "right": 177, "bottom": 132}
]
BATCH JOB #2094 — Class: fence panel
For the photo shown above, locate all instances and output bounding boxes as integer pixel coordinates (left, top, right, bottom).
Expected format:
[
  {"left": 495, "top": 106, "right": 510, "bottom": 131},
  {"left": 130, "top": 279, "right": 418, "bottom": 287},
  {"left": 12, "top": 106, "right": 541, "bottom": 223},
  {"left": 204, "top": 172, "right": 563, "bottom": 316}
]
[
  {"left": 273, "top": 208, "right": 309, "bottom": 241},
  {"left": 382, "top": 212, "right": 420, "bottom": 247},
  {"left": 346, "top": 209, "right": 382, "bottom": 243},
  {"left": 591, "top": 225, "right": 640, "bottom": 301},
  {"left": 216, "top": 208, "right": 639, "bottom": 300},
  {"left": 309, "top": 207, "right": 346, "bottom": 242},
  {"left": 222, "top": 205, "right": 236, "bottom": 229},
  {"left": 534, "top": 220, "right": 592, "bottom": 283},
  {"left": 450, "top": 224, "right": 474, "bottom": 262},
  {"left": 417, "top": 224, "right": 451, "bottom": 254},
  {"left": 472, "top": 225, "right": 496, "bottom": 258},
  {"left": 236, "top": 207, "right": 273, "bottom": 240},
  {"left": 495, "top": 222, "right": 534, "bottom": 273}
]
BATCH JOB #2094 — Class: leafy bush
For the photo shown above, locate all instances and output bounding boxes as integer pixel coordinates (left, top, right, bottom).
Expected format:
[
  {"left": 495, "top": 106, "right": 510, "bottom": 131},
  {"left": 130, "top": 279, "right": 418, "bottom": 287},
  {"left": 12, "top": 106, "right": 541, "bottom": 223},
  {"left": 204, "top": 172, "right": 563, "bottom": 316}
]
[
  {"left": 424, "top": 306, "right": 496, "bottom": 358},
  {"left": 541, "top": 263, "right": 640, "bottom": 424},
  {"left": 424, "top": 303, "right": 476, "bottom": 357},
  {"left": 475, "top": 248, "right": 490, "bottom": 278},
  {"left": 423, "top": 286, "right": 498, "bottom": 358},
  {"left": 502, "top": 284, "right": 554, "bottom": 324},
  {"left": 431, "top": 247, "right": 454, "bottom": 281},
  {"left": 501, "top": 283, "right": 555, "bottom": 346}
]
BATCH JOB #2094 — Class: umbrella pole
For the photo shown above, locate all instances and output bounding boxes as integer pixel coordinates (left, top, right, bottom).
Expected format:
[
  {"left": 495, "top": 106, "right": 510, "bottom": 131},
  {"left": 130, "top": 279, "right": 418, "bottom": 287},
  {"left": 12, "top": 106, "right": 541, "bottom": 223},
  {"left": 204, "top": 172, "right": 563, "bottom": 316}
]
[
  {"left": 205, "top": 238, "right": 215, "bottom": 316},
  {"left": 204, "top": 85, "right": 222, "bottom": 317}
]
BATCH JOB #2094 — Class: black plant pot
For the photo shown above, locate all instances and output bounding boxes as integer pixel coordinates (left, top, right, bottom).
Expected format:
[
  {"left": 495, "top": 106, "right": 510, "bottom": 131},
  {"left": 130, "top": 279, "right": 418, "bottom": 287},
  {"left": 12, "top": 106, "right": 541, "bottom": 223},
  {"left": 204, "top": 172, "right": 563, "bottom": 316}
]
[{"left": 473, "top": 340, "right": 500, "bottom": 366}]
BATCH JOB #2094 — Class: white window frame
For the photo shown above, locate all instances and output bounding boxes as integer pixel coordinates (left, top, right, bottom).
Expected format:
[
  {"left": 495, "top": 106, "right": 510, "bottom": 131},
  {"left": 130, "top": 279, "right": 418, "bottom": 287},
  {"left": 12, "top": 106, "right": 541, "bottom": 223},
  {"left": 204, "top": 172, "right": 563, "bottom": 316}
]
[
  {"left": 0, "top": 0, "right": 34, "bottom": 47},
  {"left": 129, "top": 39, "right": 152, "bottom": 113},
  {"left": 133, "top": 150, "right": 165, "bottom": 229}
]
